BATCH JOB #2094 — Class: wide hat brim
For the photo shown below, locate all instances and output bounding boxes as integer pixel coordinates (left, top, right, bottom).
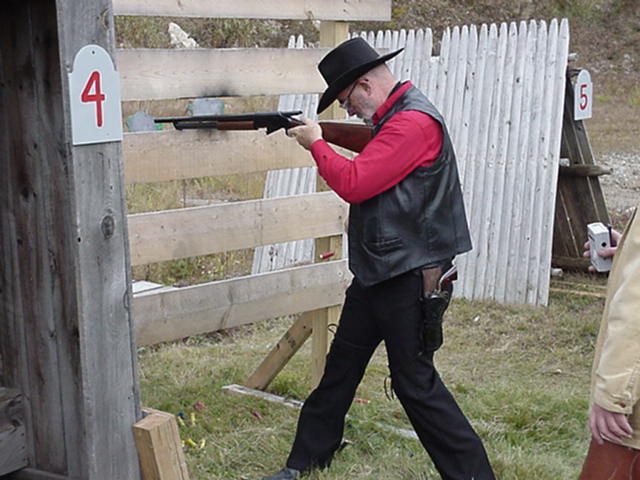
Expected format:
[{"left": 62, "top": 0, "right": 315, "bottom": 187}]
[{"left": 316, "top": 48, "right": 403, "bottom": 114}]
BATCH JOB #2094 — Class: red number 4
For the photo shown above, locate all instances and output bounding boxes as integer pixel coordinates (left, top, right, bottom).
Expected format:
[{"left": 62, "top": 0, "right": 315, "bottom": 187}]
[{"left": 81, "top": 71, "right": 106, "bottom": 127}]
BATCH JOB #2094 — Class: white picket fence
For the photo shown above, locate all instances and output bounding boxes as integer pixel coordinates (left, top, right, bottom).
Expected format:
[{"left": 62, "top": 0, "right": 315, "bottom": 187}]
[
  {"left": 251, "top": 35, "right": 320, "bottom": 273},
  {"left": 255, "top": 19, "right": 570, "bottom": 306}
]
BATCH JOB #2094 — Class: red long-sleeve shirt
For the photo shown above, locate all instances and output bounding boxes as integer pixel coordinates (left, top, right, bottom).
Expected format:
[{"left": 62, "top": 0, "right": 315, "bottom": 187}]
[{"left": 310, "top": 81, "right": 443, "bottom": 204}]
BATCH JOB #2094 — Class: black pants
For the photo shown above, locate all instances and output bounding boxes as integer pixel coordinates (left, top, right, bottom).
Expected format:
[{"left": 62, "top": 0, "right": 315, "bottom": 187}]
[{"left": 286, "top": 269, "right": 495, "bottom": 480}]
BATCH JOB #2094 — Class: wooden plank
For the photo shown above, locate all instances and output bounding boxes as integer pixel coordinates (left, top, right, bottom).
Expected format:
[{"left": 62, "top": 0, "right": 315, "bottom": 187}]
[
  {"left": 552, "top": 255, "right": 591, "bottom": 270},
  {"left": 494, "top": 22, "right": 526, "bottom": 303},
  {"left": 113, "top": 0, "right": 391, "bottom": 21},
  {"left": 0, "top": 1, "right": 142, "bottom": 478},
  {"left": 0, "top": 389, "right": 27, "bottom": 476},
  {"left": 128, "top": 192, "right": 348, "bottom": 266},
  {"left": 117, "top": 48, "right": 329, "bottom": 101},
  {"left": 5, "top": 470, "right": 68, "bottom": 480},
  {"left": 480, "top": 22, "right": 510, "bottom": 300},
  {"left": 132, "top": 409, "right": 189, "bottom": 480},
  {"left": 549, "top": 287, "right": 606, "bottom": 299},
  {"left": 133, "top": 260, "right": 352, "bottom": 346},
  {"left": 245, "top": 314, "right": 314, "bottom": 391},
  {"left": 222, "top": 385, "right": 303, "bottom": 409},
  {"left": 535, "top": 19, "right": 570, "bottom": 306},
  {"left": 559, "top": 164, "right": 611, "bottom": 177},
  {"left": 310, "top": 21, "right": 349, "bottom": 387},
  {"left": 1, "top": 1, "right": 67, "bottom": 469},
  {"left": 123, "top": 129, "right": 313, "bottom": 184},
  {"left": 223, "top": 384, "right": 420, "bottom": 440},
  {"left": 318, "top": 21, "right": 349, "bottom": 120},
  {"left": 310, "top": 235, "right": 342, "bottom": 387}
]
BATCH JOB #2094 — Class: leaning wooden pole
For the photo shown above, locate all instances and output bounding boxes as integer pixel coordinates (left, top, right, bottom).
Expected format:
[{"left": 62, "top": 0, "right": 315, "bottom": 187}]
[{"left": 0, "top": 0, "right": 141, "bottom": 478}]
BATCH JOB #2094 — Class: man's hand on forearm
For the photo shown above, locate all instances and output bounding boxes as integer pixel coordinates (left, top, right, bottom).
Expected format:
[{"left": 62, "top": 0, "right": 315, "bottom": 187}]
[{"left": 288, "top": 118, "right": 323, "bottom": 150}]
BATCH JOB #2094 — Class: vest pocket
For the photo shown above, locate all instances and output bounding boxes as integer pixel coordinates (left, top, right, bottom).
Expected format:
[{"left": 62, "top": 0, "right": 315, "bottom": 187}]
[{"left": 368, "top": 236, "right": 403, "bottom": 253}]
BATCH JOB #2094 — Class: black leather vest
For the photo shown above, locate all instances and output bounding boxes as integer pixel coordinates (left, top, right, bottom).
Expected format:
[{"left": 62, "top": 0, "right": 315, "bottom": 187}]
[{"left": 347, "top": 85, "right": 472, "bottom": 286}]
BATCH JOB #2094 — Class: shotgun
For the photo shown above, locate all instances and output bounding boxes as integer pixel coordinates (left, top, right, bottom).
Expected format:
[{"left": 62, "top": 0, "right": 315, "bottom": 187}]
[{"left": 154, "top": 110, "right": 372, "bottom": 153}]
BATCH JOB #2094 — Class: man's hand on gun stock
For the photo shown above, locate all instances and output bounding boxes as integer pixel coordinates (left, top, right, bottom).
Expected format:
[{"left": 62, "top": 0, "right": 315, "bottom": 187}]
[{"left": 287, "top": 118, "right": 323, "bottom": 151}]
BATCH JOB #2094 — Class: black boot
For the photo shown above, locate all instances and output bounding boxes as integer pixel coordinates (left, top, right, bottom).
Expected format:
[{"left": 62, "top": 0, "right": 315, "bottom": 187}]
[{"left": 261, "top": 467, "right": 301, "bottom": 480}]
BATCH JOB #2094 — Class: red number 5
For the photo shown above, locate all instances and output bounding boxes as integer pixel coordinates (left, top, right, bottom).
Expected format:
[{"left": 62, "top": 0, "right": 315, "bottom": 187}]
[
  {"left": 579, "top": 83, "right": 588, "bottom": 111},
  {"left": 81, "top": 71, "right": 106, "bottom": 127}
]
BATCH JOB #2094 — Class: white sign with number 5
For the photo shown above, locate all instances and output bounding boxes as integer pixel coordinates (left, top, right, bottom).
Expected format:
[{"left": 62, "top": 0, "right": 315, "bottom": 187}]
[
  {"left": 574, "top": 69, "right": 593, "bottom": 121},
  {"left": 69, "top": 45, "right": 123, "bottom": 146}
]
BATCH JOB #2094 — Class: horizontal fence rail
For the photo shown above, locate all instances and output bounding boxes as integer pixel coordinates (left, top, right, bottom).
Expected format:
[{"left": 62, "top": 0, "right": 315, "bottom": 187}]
[
  {"left": 117, "top": 48, "right": 329, "bottom": 100},
  {"left": 133, "top": 259, "right": 351, "bottom": 345},
  {"left": 113, "top": 0, "right": 391, "bottom": 21},
  {"left": 128, "top": 192, "right": 348, "bottom": 265},
  {"left": 123, "top": 129, "right": 313, "bottom": 184}
]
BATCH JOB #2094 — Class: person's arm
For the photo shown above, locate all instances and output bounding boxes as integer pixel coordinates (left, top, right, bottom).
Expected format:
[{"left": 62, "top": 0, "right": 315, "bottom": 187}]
[
  {"left": 289, "top": 112, "right": 442, "bottom": 204},
  {"left": 589, "top": 212, "right": 640, "bottom": 442}
]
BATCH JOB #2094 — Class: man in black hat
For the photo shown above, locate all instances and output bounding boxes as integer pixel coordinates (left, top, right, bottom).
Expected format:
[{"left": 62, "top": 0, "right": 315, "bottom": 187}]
[{"left": 261, "top": 37, "right": 495, "bottom": 480}]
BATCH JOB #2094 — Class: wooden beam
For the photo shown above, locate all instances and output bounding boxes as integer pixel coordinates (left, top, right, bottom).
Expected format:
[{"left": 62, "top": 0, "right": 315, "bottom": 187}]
[
  {"left": 117, "top": 48, "right": 328, "bottom": 101},
  {"left": 318, "top": 22, "right": 350, "bottom": 121},
  {"left": 112, "top": 0, "right": 392, "bottom": 21},
  {"left": 245, "top": 314, "right": 314, "bottom": 390},
  {"left": 551, "top": 255, "right": 591, "bottom": 270},
  {"left": 128, "top": 191, "right": 348, "bottom": 266},
  {"left": 5, "top": 470, "right": 68, "bottom": 480},
  {"left": 559, "top": 164, "right": 612, "bottom": 177},
  {"left": 1, "top": 1, "right": 141, "bottom": 478},
  {"left": 132, "top": 409, "right": 190, "bottom": 480},
  {"left": 549, "top": 287, "right": 606, "bottom": 299},
  {"left": 310, "top": 236, "right": 343, "bottom": 387},
  {"left": 308, "top": 21, "right": 350, "bottom": 386},
  {"left": 133, "top": 260, "right": 352, "bottom": 346},
  {"left": 123, "top": 129, "right": 313, "bottom": 184},
  {"left": 0, "top": 389, "right": 27, "bottom": 476}
]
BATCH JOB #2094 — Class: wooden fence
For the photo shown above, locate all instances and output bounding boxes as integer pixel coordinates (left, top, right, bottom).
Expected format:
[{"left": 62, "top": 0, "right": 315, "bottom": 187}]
[
  {"left": 119, "top": 9, "right": 570, "bottom": 356},
  {"left": 117, "top": 2, "right": 390, "bottom": 391}
]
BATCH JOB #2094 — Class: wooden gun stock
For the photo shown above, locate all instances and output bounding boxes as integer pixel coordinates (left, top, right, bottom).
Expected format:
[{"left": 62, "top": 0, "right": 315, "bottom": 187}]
[
  {"left": 288, "top": 119, "right": 372, "bottom": 153},
  {"left": 318, "top": 121, "right": 372, "bottom": 153}
]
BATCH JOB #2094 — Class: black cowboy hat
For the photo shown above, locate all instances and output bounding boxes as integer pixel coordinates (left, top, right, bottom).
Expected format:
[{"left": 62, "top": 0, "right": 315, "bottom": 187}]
[{"left": 317, "top": 37, "right": 404, "bottom": 114}]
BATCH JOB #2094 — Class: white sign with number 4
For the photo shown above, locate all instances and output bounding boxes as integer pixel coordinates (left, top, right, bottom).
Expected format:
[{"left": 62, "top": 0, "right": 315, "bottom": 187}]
[
  {"left": 574, "top": 69, "right": 593, "bottom": 121},
  {"left": 69, "top": 45, "right": 123, "bottom": 146}
]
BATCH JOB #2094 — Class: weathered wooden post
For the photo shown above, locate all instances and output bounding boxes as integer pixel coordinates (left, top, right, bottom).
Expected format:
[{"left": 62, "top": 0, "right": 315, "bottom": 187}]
[
  {"left": 0, "top": 0, "right": 141, "bottom": 478},
  {"left": 310, "top": 21, "right": 350, "bottom": 387}
]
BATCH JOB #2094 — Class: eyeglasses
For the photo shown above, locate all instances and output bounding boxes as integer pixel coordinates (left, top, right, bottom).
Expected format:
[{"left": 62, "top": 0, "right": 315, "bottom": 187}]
[{"left": 339, "top": 82, "right": 358, "bottom": 110}]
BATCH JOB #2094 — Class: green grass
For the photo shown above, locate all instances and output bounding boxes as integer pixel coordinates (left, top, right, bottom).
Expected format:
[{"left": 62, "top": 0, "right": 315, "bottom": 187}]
[{"left": 137, "top": 275, "right": 604, "bottom": 479}]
